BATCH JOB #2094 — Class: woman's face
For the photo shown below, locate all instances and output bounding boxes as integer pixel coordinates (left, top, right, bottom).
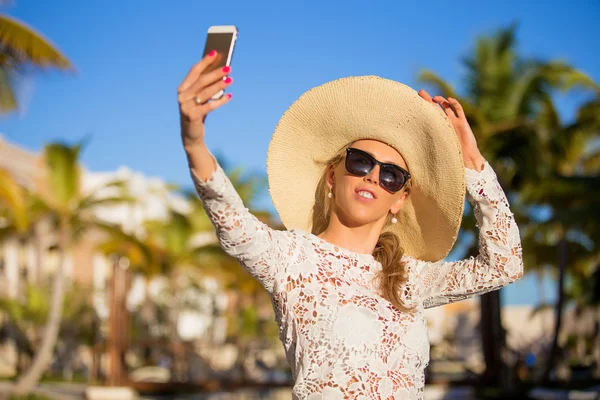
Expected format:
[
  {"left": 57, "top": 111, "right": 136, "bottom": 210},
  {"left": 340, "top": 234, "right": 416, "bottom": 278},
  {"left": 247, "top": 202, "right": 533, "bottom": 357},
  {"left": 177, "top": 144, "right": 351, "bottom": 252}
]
[{"left": 328, "top": 140, "right": 410, "bottom": 228}]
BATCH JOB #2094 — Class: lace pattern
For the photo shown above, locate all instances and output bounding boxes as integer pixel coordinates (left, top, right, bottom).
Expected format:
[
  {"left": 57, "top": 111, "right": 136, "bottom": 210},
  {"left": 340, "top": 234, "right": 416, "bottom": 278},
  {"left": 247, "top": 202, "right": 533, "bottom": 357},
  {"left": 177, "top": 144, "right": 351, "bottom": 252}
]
[
  {"left": 409, "top": 163, "right": 524, "bottom": 309},
  {"left": 190, "top": 160, "right": 523, "bottom": 400}
]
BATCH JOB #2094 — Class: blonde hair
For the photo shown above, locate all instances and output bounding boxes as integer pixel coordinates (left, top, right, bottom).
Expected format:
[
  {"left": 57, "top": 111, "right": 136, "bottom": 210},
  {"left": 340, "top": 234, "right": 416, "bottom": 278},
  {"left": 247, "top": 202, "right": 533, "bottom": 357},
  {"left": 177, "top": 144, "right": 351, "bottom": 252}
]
[{"left": 311, "top": 145, "right": 415, "bottom": 313}]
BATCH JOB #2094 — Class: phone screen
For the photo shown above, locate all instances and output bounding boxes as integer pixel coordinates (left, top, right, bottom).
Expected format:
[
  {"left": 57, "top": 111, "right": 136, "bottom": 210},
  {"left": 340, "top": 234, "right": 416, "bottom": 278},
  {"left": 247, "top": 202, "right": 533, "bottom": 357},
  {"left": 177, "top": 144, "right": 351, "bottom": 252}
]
[{"left": 203, "top": 33, "right": 235, "bottom": 73}]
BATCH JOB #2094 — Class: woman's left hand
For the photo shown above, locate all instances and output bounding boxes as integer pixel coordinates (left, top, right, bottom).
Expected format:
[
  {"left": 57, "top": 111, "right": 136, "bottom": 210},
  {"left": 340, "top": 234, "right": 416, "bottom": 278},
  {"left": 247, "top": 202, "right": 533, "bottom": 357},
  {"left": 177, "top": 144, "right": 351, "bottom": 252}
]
[{"left": 418, "top": 90, "right": 486, "bottom": 171}]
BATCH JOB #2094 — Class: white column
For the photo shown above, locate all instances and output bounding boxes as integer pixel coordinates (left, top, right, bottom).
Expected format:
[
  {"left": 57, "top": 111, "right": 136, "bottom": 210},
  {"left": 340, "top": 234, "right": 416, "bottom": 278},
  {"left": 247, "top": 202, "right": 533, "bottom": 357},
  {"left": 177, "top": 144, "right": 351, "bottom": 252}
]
[
  {"left": 93, "top": 254, "right": 107, "bottom": 291},
  {"left": 26, "top": 241, "right": 35, "bottom": 284},
  {"left": 93, "top": 254, "right": 109, "bottom": 319},
  {"left": 3, "top": 238, "right": 19, "bottom": 298},
  {"left": 64, "top": 254, "right": 74, "bottom": 280},
  {"left": 212, "top": 316, "right": 227, "bottom": 345},
  {"left": 37, "top": 219, "right": 53, "bottom": 281}
]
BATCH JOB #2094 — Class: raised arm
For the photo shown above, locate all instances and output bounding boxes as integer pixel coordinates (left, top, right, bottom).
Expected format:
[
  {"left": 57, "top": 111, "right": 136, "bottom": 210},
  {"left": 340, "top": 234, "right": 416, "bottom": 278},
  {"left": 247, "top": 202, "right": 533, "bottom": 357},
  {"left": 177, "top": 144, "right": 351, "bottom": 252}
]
[
  {"left": 189, "top": 158, "right": 291, "bottom": 293},
  {"left": 410, "top": 162, "right": 524, "bottom": 308},
  {"left": 178, "top": 53, "right": 290, "bottom": 293},
  {"left": 412, "top": 91, "right": 524, "bottom": 308}
]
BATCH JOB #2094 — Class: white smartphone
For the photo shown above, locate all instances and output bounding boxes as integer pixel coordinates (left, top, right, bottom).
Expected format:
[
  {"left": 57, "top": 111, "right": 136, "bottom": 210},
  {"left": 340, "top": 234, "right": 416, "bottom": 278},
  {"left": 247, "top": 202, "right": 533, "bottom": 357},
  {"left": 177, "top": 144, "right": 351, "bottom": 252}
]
[{"left": 203, "top": 25, "right": 238, "bottom": 100}]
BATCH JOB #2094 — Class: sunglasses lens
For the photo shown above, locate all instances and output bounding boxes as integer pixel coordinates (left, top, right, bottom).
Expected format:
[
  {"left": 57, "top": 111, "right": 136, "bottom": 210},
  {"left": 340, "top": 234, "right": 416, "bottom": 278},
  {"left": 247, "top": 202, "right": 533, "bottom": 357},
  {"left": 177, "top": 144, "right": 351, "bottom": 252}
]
[
  {"left": 380, "top": 165, "right": 405, "bottom": 192},
  {"left": 346, "top": 150, "right": 374, "bottom": 176},
  {"left": 346, "top": 149, "right": 407, "bottom": 193}
]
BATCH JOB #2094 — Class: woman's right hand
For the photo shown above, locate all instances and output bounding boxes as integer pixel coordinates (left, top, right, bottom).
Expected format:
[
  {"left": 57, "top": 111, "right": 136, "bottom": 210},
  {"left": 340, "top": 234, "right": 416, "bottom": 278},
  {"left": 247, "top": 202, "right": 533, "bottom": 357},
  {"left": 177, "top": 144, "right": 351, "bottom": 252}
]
[{"left": 178, "top": 50, "right": 234, "bottom": 148}]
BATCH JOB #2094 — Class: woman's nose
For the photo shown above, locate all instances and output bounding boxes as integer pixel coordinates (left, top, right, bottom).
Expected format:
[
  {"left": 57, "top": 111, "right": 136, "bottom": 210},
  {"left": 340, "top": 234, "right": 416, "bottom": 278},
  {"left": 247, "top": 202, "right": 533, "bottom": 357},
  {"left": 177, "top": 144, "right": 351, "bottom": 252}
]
[{"left": 364, "top": 165, "right": 379, "bottom": 185}]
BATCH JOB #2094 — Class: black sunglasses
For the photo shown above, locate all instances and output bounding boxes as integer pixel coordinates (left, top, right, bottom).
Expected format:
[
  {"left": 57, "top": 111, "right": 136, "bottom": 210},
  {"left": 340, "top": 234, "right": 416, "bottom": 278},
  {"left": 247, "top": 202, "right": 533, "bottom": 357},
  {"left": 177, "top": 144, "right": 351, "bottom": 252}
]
[{"left": 345, "top": 148, "right": 411, "bottom": 193}]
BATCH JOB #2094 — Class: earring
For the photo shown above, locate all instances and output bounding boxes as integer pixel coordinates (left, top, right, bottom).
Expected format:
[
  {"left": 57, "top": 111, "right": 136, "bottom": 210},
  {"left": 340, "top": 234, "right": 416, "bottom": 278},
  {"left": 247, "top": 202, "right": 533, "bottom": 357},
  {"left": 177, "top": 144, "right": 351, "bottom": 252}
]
[
  {"left": 391, "top": 214, "right": 398, "bottom": 224},
  {"left": 328, "top": 190, "right": 333, "bottom": 199}
]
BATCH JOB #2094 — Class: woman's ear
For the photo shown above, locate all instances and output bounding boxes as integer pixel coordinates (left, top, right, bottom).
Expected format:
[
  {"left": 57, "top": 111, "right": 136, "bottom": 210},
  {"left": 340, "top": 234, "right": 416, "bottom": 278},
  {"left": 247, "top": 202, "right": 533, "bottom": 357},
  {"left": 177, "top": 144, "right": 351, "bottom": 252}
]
[
  {"left": 390, "top": 190, "right": 409, "bottom": 215},
  {"left": 326, "top": 165, "right": 336, "bottom": 189}
]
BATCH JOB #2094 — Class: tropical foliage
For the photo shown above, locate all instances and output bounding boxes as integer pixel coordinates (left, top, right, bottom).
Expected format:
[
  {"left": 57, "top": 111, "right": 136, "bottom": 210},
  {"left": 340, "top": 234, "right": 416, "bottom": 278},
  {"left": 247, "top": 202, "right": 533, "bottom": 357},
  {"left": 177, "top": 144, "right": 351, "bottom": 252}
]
[
  {"left": 1, "top": 142, "right": 131, "bottom": 395},
  {"left": 0, "top": 7, "right": 73, "bottom": 114},
  {"left": 419, "top": 24, "right": 599, "bottom": 387}
]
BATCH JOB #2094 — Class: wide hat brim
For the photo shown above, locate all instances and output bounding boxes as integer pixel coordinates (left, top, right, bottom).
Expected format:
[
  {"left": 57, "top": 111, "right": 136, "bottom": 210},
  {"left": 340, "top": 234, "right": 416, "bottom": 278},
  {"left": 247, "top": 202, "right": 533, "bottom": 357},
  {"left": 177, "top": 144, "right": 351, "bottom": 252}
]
[{"left": 266, "top": 76, "right": 465, "bottom": 262}]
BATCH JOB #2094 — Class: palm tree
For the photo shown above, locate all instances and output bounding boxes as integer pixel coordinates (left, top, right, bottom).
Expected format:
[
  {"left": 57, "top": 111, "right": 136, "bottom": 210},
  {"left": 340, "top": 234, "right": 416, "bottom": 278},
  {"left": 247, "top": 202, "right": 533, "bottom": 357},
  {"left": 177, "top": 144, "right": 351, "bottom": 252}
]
[
  {"left": 0, "top": 168, "right": 29, "bottom": 295},
  {"left": 520, "top": 94, "right": 600, "bottom": 382},
  {"left": 0, "top": 168, "right": 28, "bottom": 236},
  {"left": 142, "top": 208, "right": 226, "bottom": 381},
  {"left": 56, "top": 282, "right": 99, "bottom": 380},
  {"left": 0, "top": 168, "right": 45, "bottom": 372},
  {"left": 0, "top": 284, "right": 45, "bottom": 374},
  {"left": 164, "top": 159, "right": 274, "bottom": 380},
  {"left": 0, "top": 3, "right": 73, "bottom": 114},
  {"left": 0, "top": 282, "right": 99, "bottom": 379},
  {"left": 418, "top": 24, "right": 598, "bottom": 386},
  {"left": 94, "top": 157, "right": 276, "bottom": 382},
  {"left": 99, "top": 208, "right": 224, "bottom": 383},
  {"left": 96, "top": 225, "right": 160, "bottom": 384},
  {"left": 10, "top": 142, "right": 130, "bottom": 395},
  {"left": 98, "top": 224, "right": 160, "bottom": 336}
]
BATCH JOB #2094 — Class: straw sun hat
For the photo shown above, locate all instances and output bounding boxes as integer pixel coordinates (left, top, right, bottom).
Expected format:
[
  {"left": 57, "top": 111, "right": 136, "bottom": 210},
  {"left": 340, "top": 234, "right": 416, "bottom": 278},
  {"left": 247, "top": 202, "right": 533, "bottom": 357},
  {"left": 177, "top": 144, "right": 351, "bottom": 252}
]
[{"left": 266, "top": 76, "right": 466, "bottom": 262}]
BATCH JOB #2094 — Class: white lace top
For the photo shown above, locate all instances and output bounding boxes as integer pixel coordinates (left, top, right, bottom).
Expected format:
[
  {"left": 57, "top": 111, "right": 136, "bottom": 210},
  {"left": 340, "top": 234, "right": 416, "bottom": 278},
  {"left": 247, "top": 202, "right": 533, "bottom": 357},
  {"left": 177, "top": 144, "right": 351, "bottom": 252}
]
[{"left": 190, "top": 160, "right": 523, "bottom": 400}]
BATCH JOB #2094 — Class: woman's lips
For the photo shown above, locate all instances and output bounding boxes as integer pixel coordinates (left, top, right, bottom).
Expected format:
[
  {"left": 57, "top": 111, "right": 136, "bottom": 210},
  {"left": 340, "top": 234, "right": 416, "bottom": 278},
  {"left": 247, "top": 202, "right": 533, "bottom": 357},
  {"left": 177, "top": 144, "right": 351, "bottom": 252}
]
[{"left": 354, "top": 187, "right": 377, "bottom": 202}]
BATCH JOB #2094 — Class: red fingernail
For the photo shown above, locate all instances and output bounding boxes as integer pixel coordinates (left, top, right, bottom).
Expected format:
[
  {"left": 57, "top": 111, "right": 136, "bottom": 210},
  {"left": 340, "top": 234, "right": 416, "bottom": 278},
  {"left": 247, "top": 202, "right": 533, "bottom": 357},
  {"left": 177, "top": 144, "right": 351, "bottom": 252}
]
[
  {"left": 208, "top": 50, "right": 216, "bottom": 57},
  {"left": 226, "top": 94, "right": 232, "bottom": 99},
  {"left": 224, "top": 77, "right": 232, "bottom": 84},
  {"left": 222, "top": 66, "right": 231, "bottom": 73}
]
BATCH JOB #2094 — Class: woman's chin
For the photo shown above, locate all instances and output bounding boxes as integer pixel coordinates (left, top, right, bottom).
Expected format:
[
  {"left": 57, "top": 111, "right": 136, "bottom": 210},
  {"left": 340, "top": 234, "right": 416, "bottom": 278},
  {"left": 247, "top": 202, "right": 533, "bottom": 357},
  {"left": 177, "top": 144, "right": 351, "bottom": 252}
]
[{"left": 342, "top": 211, "right": 383, "bottom": 228}]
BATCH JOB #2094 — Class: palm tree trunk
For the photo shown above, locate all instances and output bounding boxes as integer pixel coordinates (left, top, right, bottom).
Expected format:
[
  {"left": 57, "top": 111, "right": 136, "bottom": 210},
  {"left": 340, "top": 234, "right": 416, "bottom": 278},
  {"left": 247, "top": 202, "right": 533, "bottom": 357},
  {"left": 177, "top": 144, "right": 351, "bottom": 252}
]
[
  {"left": 89, "top": 317, "right": 99, "bottom": 385},
  {"left": 11, "top": 223, "right": 68, "bottom": 395},
  {"left": 594, "top": 307, "right": 600, "bottom": 378},
  {"left": 107, "top": 256, "right": 131, "bottom": 386},
  {"left": 169, "top": 272, "right": 184, "bottom": 382},
  {"left": 537, "top": 269, "right": 546, "bottom": 307},
  {"left": 541, "top": 230, "right": 567, "bottom": 383},
  {"left": 136, "top": 278, "right": 154, "bottom": 365},
  {"left": 537, "top": 269, "right": 550, "bottom": 336},
  {"left": 34, "top": 222, "right": 44, "bottom": 284},
  {"left": 594, "top": 268, "right": 600, "bottom": 377},
  {"left": 16, "top": 236, "right": 27, "bottom": 298},
  {"left": 480, "top": 289, "right": 506, "bottom": 386},
  {"left": 141, "top": 278, "right": 155, "bottom": 332}
]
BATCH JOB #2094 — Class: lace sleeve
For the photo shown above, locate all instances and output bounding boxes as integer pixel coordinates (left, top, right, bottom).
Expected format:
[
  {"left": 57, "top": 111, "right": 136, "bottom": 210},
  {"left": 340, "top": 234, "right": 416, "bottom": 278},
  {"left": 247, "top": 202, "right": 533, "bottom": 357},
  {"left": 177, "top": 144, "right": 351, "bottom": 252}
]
[
  {"left": 190, "top": 161, "right": 291, "bottom": 293},
  {"left": 410, "top": 161, "right": 524, "bottom": 309}
]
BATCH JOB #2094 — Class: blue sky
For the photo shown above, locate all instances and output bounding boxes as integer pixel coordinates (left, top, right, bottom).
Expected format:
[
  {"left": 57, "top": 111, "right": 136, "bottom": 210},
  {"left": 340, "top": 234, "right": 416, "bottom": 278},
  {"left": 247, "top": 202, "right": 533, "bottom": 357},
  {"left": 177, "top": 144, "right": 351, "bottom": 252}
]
[{"left": 2, "top": 0, "right": 599, "bottom": 305}]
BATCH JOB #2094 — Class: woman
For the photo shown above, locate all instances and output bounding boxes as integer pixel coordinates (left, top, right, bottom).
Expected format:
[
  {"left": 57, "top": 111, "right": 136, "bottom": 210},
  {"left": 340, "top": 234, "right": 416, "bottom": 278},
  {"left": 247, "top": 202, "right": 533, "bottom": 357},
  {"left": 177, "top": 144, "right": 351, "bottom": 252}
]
[{"left": 177, "top": 52, "right": 523, "bottom": 399}]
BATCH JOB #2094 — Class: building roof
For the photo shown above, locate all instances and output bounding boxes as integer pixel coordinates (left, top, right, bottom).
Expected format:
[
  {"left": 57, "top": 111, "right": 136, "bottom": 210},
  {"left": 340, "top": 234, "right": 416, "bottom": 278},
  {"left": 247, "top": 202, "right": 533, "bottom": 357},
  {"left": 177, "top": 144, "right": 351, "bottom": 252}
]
[{"left": 0, "top": 134, "right": 44, "bottom": 190}]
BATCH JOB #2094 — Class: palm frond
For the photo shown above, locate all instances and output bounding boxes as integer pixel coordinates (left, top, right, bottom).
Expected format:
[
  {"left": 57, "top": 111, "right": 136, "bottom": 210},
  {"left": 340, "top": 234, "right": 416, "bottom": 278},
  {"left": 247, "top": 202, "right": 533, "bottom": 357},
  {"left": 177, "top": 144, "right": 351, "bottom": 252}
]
[
  {"left": 0, "top": 224, "right": 15, "bottom": 240},
  {"left": 0, "top": 65, "right": 16, "bottom": 112},
  {"left": 523, "top": 175, "right": 600, "bottom": 204},
  {"left": 94, "top": 221, "right": 165, "bottom": 274},
  {"left": 0, "top": 14, "right": 73, "bottom": 71},
  {"left": 77, "top": 194, "right": 135, "bottom": 211},
  {"left": 582, "top": 149, "right": 600, "bottom": 173},
  {"left": 78, "top": 178, "right": 129, "bottom": 206},
  {"left": 536, "top": 92, "right": 560, "bottom": 135},
  {"left": 541, "top": 61, "right": 600, "bottom": 92},
  {"left": 416, "top": 70, "right": 458, "bottom": 98},
  {"left": 26, "top": 191, "right": 50, "bottom": 221},
  {"left": 507, "top": 64, "right": 545, "bottom": 121},
  {"left": 164, "top": 210, "right": 193, "bottom": 254},
  {"left": 576, "top": 97, "right": 600, "bottom": 127},
  {"left": 0, "top": 168, "right": 28, "bottom": 232},
  {"left": 43, "top": 142, "right": 82, "bottom": 211},
  {"left": 495, "top": 23, "right": 518, "bottom": 58}
]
